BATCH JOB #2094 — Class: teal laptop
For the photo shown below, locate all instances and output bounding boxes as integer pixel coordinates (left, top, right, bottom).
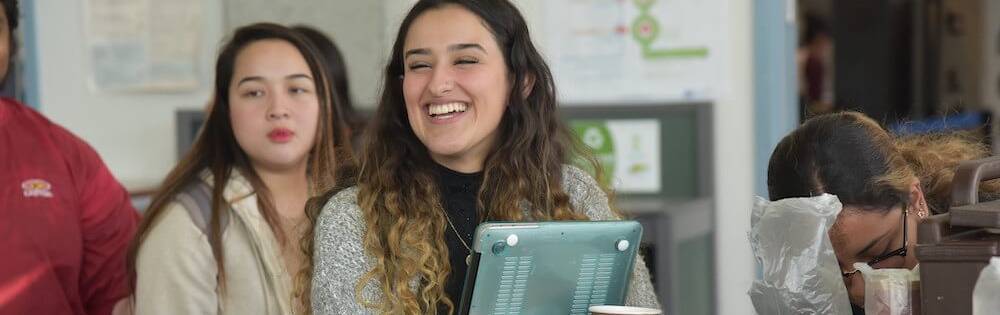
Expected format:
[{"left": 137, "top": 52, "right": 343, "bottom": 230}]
[{"left": 458, "top": 221, "right": 643, "bottom": 315}]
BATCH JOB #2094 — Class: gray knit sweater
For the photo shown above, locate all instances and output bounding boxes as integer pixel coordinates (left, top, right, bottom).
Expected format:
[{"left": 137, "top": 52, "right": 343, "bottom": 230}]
[{"left": 311, "top": 165, "right": 660, "bottom": 314}]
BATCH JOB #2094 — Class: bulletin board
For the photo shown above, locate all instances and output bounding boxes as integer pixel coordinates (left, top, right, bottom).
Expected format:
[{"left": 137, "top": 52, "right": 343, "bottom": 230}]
[{"left": 82, "top": 0, "right": 207, "bottom": 92}]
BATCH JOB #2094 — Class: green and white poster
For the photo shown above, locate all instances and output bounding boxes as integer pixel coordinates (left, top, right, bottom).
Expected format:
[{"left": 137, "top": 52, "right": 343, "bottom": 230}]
[
  {"left": 541, "top": 0, "right": 717, "bottom": 104},
  {"left": 571, "top": 119, "right": 661, "bottom": 193}
]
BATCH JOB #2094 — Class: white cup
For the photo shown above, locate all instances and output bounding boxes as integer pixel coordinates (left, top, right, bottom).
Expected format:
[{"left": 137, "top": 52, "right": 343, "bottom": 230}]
[{"left": 588, "top": 305, "right": 663, "bottom": 315}]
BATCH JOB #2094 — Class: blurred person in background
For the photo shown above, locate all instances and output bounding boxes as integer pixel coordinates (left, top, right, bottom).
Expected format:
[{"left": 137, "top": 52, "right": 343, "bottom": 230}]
[{"left": 798, "top": 14, "right": 834, "bottom": 120}]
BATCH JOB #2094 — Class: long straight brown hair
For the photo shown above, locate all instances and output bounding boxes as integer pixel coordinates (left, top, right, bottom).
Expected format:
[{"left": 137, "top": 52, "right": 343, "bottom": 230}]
[
  {"left": 301, "top": 1, "right": 610, "bottom": 313},
  {"left": 127, "top": 22, "right": 354, "bottom": 302}
]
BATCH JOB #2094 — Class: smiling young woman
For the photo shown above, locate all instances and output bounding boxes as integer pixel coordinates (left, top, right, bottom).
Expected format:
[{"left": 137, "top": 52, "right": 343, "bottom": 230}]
[{"left": 306, "top": 1, "right": 660, "bottom": 314}]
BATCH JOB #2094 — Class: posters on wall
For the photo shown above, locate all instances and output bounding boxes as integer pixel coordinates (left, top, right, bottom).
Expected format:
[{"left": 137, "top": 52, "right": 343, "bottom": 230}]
[
  {"left": 571, "top": 119, "right": 661, "bottom": 193},
  {"left": 542, "top": 0, "right": 717, "bottom": 104},
  {"left": 83, "top": 0, "right": 203, "bottom": 92}
]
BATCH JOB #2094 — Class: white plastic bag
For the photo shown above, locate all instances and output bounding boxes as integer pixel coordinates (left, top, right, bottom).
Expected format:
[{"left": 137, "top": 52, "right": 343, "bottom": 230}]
[
  {"left": 853, "top": 263, "right": 920, "bottom": 315},
  {"left": 973, "top": 257, "right": 1000, "bottom": 315},
  {"left": 748, "top": 194, "right": 853, "bottom": 315}
]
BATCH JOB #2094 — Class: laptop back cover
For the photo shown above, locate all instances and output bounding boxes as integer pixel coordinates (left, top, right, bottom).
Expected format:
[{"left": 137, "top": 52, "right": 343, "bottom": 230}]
[{"left": 458, "top": 220, "right": 643, "bottom": 315}]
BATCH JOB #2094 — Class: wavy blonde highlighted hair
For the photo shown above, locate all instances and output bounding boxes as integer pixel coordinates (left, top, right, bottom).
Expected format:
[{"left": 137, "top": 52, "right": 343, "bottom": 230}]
[{"left": 896, "top": 131, "right": 998, "bottom": 214}]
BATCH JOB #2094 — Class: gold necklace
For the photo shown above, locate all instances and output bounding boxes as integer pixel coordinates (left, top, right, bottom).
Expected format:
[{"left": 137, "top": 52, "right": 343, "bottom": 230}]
[{"left": 443, "top": 211, "right": 473, "bottom": 266}]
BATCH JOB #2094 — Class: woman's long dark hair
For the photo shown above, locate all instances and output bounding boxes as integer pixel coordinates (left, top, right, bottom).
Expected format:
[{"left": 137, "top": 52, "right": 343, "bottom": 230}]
[
  {"left": 292, "top": 25, "right": 365, "bottom": 137},
  {"left": 127, "top": 22, "right": 354, "bottom": 309},
  {"left": 303, "top": 1, "right": 608, "bottom": 313}
]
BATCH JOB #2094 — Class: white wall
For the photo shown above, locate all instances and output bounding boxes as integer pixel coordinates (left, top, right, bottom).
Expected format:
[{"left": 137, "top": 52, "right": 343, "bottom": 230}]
[
  {"left": 712, "top": 1, "right": 756, "bottom": 313},
  {"left": 32, "top": 0, "right": 223, "bottom": 189},
  {"left": 383, "top": 0, "right": 419, "bottom": 51}
]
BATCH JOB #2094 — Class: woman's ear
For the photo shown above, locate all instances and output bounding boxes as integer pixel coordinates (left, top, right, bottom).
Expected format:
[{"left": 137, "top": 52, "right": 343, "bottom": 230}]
[
  {"left": 909, "top": 180, "right": 929, "bottom": 217},
  {"left": 520, "top": 74, "right": 535, "bottom": 99}
]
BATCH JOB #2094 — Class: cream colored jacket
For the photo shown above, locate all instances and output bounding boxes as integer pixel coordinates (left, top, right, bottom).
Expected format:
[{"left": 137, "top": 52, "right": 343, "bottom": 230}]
[{"left": 135, "top": 171, "right": 296, "bottom": 315}]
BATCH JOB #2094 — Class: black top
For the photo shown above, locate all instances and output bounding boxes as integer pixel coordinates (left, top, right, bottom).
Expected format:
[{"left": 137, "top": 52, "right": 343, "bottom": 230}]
[{"left": 434, "top": 163, "right": 482, "bottom": 310}]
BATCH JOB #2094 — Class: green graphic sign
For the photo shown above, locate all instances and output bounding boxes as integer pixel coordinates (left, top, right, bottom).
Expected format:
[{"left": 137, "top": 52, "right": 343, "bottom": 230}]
[
  {"left": 571, "top": 120, "right": 616, "bottom": 187},
  {"left": 632, "top": 0, "right": 709, "bottom": 59}
]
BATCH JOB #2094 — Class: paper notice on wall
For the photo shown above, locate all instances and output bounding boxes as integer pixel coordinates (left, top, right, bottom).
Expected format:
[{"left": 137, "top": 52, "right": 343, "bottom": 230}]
[
  {"left": 84, "top": 0, "right": 203, "bottom": 92},
  {"left": 572, "top": 119, "right": 661, "bottom": 193},
  {"left": 542, "top": 0, "right": 717, "bottom": 104}
]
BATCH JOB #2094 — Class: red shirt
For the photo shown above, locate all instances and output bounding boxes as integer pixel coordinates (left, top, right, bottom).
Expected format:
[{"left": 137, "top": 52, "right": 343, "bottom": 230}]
[{"left": 0, "top": 98, "right": 139, "bottom": 315}]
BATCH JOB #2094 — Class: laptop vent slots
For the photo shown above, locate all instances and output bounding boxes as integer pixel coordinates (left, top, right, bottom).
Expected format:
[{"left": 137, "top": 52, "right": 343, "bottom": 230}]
[
  {"left": 569, "top": 253, "right": 619, "bottom": 314},
  {"left": 491, "top": 256, "right": 533, "bottom": 314}
]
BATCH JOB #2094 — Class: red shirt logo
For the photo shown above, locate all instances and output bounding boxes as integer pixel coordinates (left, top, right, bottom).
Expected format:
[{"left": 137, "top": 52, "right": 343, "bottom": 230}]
[{"left": 21, "top": 179, "right": 53, "bottom": 198}]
